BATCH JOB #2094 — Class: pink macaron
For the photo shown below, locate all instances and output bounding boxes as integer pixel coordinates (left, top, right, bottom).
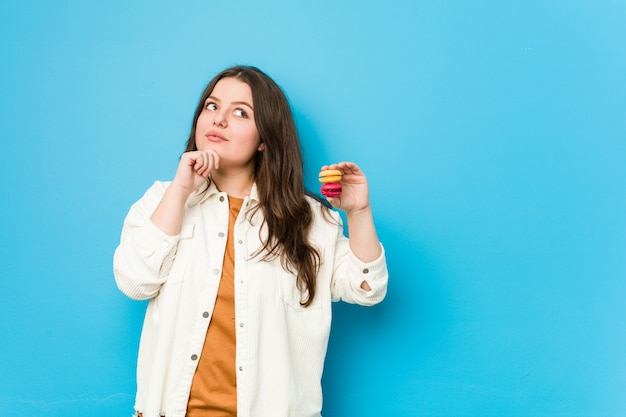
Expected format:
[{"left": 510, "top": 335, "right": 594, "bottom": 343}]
[{"left": 321, "top": 183, "right": 342, "bottom": 197}]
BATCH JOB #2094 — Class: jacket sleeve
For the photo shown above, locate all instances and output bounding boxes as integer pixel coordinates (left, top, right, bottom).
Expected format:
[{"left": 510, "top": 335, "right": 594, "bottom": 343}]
[
  {"left": 329, "top": 215, "right": 388, "bottom": 306},
  {"left": 113, "top": 181, "right": 180, "bottom": 300}
]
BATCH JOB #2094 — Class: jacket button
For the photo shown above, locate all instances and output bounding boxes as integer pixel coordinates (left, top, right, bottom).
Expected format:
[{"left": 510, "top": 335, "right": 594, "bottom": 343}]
[
  {"left": 202, "top": 312, "right": 209, "bottom": 318},
  {"left": 191, "top": 354, "right": 198, "bottom": 361}
]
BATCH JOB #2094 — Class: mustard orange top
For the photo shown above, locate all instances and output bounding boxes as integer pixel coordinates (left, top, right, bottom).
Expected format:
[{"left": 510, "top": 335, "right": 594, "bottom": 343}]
[{"left": 186, "top": 196, "right": 243, "bottom": 417}]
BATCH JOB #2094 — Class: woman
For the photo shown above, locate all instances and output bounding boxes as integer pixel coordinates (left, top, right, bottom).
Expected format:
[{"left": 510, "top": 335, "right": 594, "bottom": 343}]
[{"left": 114, "top": 65, "right": 388, "bottom": 417}]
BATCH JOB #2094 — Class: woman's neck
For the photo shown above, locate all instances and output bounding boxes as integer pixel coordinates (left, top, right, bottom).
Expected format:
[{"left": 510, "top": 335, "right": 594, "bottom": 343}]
[{"left": 211, "top": 168, "right": 255, "bottom": 198}]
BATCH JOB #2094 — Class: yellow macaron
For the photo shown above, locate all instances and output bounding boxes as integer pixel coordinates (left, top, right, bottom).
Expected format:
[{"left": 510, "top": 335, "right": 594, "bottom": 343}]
[{"left": 318, "top": 169, "right": 342, "bottom": 183}]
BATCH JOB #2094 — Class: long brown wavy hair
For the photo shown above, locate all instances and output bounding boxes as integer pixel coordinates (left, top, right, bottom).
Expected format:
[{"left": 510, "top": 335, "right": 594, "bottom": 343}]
[{"left": 185, "top": 65, "right": 328, "bottom": 307}]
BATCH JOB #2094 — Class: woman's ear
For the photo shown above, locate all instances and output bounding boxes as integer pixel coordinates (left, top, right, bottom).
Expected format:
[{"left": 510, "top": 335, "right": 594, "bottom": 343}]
[{"left": 258, "top": 143, "right": 265, "bottom": 151}]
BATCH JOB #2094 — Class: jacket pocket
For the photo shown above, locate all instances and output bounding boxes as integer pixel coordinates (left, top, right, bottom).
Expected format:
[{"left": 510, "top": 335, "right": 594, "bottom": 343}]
[{"left": 280, "top": 273, "right": 321, "bottom": 312}]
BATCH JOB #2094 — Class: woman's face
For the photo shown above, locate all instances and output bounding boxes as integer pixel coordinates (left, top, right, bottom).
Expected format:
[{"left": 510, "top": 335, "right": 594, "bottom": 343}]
[{"left": 195, "top": 77, "right": 262, "bottom": 170}]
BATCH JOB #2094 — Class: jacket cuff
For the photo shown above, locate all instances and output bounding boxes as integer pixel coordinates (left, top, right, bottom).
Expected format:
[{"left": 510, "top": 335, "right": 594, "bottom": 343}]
[
  {"left": 348, "top": 244, "right": 388, "bottom": 295},
  {"left": 134, "top": 219, "right": 180, "bottom": 273}
]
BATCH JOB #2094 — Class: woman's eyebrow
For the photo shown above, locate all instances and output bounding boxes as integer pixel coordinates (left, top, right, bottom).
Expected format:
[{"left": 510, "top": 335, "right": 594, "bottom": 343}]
[
  {"left": 233, "top": 101, "right": 254, "bottom": 110},
  {"left": 208, "top": 95, "right": 253, "bottom": 110}
]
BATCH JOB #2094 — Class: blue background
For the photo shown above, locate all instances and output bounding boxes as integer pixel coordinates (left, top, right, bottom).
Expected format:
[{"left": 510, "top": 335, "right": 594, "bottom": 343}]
[{"left": 1, "top": 0, "right": 625, "bottom": 416}]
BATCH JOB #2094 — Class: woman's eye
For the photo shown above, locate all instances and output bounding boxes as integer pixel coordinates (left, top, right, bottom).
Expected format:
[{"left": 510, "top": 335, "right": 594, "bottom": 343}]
[
  {"left": 205, "top": 102, "right": 217, "bottom": 111},
  {"left": 234, "top": 108, "right": 248, "bottom": 118}
]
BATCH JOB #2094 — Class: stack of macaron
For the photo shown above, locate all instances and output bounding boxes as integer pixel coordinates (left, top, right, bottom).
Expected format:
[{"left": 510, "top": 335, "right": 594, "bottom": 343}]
[{"left": 318, "top": 169, "right": 343, "bottom": 197}]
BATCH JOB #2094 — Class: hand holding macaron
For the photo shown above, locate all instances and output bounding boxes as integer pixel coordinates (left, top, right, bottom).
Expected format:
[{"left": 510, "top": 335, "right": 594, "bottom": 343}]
[{"left": 318, "top": 162, "right": 371, "bottom": 213}]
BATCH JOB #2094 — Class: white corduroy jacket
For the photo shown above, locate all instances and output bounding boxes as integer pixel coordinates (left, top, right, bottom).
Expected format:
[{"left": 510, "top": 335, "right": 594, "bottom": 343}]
[{"left": 113, "top": 181, "right": 388, "bottom": 417}]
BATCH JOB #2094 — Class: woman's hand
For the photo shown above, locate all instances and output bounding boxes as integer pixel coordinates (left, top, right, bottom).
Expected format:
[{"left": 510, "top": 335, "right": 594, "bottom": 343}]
[
  {"left": 149, "top": 150, "right": 220, "bottom": 236},
  {"left": 321, "top": 162, "right": 370, "bottom": 214},
  {"left": 171, "top": 150, "right": 220, "bottom": 195}
]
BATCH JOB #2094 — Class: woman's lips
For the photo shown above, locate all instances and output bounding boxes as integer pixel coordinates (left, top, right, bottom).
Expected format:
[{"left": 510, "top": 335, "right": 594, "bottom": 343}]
[{"left": 206, "top": 131, "right": 227, "bottom": 142}]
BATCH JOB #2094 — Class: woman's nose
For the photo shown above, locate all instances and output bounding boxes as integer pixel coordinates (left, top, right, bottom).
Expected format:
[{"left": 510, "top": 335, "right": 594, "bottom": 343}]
[{"left": 213, "top": 110, "right": 227, "bottom": 127}]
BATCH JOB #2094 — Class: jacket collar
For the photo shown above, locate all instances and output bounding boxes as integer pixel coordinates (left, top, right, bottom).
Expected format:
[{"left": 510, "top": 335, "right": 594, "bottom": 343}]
[{"left": 186, "top": 180, "right": 259, "bottom": 208}]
